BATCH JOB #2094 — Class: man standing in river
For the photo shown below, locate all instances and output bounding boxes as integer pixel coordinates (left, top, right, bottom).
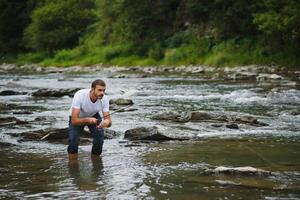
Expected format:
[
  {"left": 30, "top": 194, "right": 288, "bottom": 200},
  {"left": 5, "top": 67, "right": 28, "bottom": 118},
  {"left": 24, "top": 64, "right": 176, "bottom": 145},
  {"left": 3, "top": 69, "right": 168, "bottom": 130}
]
[{"left": 68, "top": 79, "right": 112, "bottom": 160}]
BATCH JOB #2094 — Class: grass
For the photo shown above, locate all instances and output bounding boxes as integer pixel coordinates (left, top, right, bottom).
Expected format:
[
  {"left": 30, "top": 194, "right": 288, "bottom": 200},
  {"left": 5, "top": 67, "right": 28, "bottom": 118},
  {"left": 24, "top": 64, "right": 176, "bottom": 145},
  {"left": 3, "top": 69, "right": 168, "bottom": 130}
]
[{"left": 5, "top": 38, "right": 300, "bottom": 68}]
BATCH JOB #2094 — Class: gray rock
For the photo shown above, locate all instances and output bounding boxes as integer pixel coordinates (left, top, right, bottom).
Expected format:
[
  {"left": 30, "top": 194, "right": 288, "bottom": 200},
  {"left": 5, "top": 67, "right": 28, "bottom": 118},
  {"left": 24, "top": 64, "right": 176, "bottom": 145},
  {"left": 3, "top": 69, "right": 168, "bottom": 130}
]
[
  {"left": 151, "top": 111, "right": 190, "bottom": 122},
  {"left": 234, "top": 115, "right": 268, "bottom": 126},
  {"left": 229, "top": 72, "right": 257, "bottom": 80},
  {"left": 32, "top": 88, "right": 81, "bottom": 97},
  {"left": 124, "top": 126, "right": 182, "bottom": 141},
  {"left": 14, "top": 127, "right": 119, "bottom": 141},
  {"left": 190, "top": 111, "right": 227, "bottom": 122},
  {"left": 109, "top": 98, "right": 134, "bottom": 105},
  {"left": 256, "top": 73, "right": 284, "bottom": 81}
]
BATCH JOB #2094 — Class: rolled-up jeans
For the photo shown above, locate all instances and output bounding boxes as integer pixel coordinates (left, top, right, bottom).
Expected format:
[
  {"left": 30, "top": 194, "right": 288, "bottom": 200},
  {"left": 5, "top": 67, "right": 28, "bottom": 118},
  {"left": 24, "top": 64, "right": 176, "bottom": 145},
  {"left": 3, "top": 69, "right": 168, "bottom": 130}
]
[{"left": 68, "top": 113, "right": 104, "bottom": 155}]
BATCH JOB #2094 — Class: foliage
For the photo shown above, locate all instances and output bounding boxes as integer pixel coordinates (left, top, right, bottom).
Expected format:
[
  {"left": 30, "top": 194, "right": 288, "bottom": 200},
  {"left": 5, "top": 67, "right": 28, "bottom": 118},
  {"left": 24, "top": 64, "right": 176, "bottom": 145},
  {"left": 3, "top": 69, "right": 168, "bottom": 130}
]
[
  {"left": 24, "top": 0, "right": 96, "bottom": 52},
  {"left": 2, "top": 0, "right": 300, "bottom": 67},
  {"left": 253, "top": 0, "right": 300, "bottom": 43}
]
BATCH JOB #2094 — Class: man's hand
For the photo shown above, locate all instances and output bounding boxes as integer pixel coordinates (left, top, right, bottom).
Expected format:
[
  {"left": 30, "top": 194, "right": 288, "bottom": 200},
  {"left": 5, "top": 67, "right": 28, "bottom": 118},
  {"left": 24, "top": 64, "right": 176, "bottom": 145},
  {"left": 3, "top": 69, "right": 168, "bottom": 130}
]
[
  {"left": 87, "top": 117, "right": 98, "bottom": 124},
  {"left": 96, "top": 119, "right": 111, "bottom": 129}
]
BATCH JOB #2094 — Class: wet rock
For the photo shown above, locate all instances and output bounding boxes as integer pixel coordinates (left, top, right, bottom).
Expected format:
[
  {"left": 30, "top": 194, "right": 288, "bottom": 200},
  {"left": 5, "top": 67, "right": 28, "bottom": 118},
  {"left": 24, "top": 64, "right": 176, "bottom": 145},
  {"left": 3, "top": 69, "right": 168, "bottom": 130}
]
[
  {"left": 226, "top": 123, "right": 239, "bottom": 129},
  {"left": 289, "top": 110, "right": 300, "bottom": 116},
  {"left": 228, "top": 72, "right": 257, "bottom": 80},
  {"left": 104, "top": 129, "right": 119, "bottom": 139},
  {"left": 256, "top": 73, "right": 284, "bottom": 81},
  {"left": 110, "top": 104, "right": 138, "bottom": 112},
  {"left": 12, "top": 111, "right": 33, "bottom": 115},
  {"left": 109, "top": 98, "right": 134, "bottom": 105},
  {"left": 14, "top": 127, "right": 119, "bottom": 141},
  {"left": 109, "top": 74, "right": 128, "bottom": 78},
  {"left": 34, "top": 116, "right": 48, "bottom": 121},
  {"left": 235, "top": 115, "right": 268, "bottom": 126},
  {"left": 211, "top": 124, "right": 223, "bottom": 128},
  {"left": 152, "top": 111, "right": 268, "bottom": 127},
  {"left": 124, "top": 126, "right": 183, "bottom": 141},
  {"left": 0, "top": 90, "right": 27, "bottom": 96},
  {"left": 209, "top": 166, "right": 272, "bottom": 176},
  {"left": 32, "top": 88, "right": 81, "bottom": 97},
  {"left": 151, "top": 111, "right": 191, "bottom": 122},
  {"left": 0, "top": 142, "right": 16, "bottom": 147},
  {"left": 0, "top": 117, "right": 28, "bottom": 126},
  {"left": 57, "top": 77, "right": 74, "bottom": 81},
  {"left": 190, "top": 111, "right": 227, "bottom": 122}
]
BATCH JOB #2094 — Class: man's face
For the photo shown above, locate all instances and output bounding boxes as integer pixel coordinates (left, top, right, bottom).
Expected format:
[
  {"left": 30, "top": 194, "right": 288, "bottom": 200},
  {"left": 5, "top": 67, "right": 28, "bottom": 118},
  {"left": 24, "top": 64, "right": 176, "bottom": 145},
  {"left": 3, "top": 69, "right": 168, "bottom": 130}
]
[{"left": 92, "top": 85, "right": 106, "bottom": 99}]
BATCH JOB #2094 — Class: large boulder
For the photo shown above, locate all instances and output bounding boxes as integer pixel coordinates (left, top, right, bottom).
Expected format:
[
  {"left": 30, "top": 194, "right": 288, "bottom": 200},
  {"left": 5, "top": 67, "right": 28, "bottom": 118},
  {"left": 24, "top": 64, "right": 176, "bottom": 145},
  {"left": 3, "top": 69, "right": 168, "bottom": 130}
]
[
  {"left": 124, "top": 126, "right": 181, "bottom": 141},
  {"left": 13, "top": 127, "right": 119, "bottom": 142},
  {"left": 32, "top": 88, "right": 81, "bottom": 97}
]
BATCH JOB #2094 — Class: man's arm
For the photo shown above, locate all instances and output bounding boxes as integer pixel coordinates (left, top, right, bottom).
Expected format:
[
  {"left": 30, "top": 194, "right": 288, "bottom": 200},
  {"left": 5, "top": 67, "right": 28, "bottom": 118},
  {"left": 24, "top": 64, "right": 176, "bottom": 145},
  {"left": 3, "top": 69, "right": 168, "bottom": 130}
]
[
  {"left": 71, "top": 108, "right": 98, "bottom": 125},
  {"left": 97, "top": 111, "right": 112, "bottom": 128}
]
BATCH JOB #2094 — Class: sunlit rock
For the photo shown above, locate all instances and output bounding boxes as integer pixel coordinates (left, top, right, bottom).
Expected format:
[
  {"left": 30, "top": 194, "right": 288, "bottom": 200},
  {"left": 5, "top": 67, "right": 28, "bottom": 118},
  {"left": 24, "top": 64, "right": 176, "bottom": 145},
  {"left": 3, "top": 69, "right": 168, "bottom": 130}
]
[{"left": 210, "top": 166, "right": 272, "bottom": 176}]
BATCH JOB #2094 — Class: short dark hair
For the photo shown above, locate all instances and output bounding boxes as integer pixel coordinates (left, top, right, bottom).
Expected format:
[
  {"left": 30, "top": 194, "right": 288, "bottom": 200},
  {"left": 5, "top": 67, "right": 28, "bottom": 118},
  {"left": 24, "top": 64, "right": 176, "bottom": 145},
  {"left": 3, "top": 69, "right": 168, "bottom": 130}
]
[{"left": 91, "top": 79, "right": 106, "bottom": 88}]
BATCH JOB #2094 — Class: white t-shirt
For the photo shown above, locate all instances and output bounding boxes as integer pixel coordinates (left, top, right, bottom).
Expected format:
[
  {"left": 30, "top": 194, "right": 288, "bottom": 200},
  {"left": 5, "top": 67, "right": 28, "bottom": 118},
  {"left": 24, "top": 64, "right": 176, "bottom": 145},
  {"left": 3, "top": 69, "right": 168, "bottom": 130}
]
[{"left": 70, "top": 89, "right": 109, "bottom": 117}]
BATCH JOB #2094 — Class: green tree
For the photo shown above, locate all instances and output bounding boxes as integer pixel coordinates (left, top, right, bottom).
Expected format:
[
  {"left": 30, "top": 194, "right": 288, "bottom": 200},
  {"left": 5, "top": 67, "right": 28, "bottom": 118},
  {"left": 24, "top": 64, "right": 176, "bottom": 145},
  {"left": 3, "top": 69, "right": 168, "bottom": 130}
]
[
  {"left": 24, "top": 0, "right": 96, "bottom": 52},
  {"left": 253, "top": 0, "right": 300, "bottom": 43}
]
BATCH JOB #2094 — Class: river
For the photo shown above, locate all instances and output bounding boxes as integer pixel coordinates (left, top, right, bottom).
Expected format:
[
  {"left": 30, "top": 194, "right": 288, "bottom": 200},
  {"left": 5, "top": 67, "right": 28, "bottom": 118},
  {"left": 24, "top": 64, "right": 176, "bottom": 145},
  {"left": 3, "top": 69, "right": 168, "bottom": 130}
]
[{"left": 0, "top": 67, "right": 299, "bottom": 199}]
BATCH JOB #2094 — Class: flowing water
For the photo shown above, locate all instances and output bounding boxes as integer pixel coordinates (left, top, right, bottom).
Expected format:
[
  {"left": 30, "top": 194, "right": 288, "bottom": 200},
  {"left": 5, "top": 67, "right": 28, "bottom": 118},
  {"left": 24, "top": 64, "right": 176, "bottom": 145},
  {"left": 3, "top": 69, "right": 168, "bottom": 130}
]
[{"left": 0, "top": 69, "right": 299, "bottom": 199}]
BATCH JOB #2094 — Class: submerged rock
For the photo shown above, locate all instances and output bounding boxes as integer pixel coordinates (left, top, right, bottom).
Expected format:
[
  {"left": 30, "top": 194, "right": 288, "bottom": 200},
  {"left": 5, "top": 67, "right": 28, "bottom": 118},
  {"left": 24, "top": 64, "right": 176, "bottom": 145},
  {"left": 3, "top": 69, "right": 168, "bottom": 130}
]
[
  {"left": 209, "top": 166, "right": 272, "bottom": 176},
  {"left": 32, "top": 88, "right": 81, "bottom": 97},
  {"left": 0, "top": 117, "right": 29, "bottom": 126},
  {"left": 0, "top": 90, "right": 27, "bottom": 96}
]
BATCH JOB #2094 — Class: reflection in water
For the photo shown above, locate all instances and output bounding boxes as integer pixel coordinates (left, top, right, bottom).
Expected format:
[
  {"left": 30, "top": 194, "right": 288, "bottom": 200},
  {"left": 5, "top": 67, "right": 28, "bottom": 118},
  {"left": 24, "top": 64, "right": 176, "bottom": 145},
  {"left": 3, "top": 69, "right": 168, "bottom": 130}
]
[{"left": 68, "top": 157, "right": 104, "bottom": 191}]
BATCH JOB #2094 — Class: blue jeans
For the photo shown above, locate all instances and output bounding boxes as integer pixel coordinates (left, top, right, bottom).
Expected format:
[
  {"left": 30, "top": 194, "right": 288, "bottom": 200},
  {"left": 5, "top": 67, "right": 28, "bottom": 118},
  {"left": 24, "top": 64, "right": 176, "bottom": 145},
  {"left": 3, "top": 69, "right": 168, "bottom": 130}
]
[{"left": 68, "top": 113, "right": 104, "bottom": 155}]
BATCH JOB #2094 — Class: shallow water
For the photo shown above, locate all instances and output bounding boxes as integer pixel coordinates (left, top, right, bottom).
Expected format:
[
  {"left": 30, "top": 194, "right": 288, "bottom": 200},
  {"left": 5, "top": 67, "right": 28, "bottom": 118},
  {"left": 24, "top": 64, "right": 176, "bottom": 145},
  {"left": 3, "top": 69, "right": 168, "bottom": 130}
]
[{"left": 0, "top": 69, "right": 299, "bottom": 199}]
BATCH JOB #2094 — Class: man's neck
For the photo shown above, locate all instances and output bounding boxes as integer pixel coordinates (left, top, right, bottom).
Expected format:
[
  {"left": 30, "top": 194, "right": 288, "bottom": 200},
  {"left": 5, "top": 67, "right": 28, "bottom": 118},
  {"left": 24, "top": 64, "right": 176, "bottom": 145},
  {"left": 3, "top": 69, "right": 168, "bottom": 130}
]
[{"left": 89, "top": 90, "right": 97, "bottom": 103}]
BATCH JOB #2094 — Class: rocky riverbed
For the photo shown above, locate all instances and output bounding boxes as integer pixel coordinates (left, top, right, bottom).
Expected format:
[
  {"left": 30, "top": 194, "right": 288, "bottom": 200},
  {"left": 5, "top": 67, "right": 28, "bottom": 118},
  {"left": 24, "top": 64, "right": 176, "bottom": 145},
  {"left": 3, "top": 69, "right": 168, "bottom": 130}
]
[{"left": 0, "top": 63, "right": 299, "bottom": 199}]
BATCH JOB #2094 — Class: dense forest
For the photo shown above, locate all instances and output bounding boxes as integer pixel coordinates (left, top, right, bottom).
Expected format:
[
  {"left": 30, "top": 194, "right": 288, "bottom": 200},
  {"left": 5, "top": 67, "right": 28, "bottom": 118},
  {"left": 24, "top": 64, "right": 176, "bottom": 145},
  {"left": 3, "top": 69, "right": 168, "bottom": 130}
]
[{"left": 1, "top": 0, "right": 300, "bottom": 67}]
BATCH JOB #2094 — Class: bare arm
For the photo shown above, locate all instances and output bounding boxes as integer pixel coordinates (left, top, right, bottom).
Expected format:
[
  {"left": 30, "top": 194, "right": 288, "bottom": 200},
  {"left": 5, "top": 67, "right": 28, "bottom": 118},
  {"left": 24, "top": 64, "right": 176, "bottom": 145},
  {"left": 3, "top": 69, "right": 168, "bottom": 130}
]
[{"left": 71, "top": 108, "right": 98, "bottom": 125}]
